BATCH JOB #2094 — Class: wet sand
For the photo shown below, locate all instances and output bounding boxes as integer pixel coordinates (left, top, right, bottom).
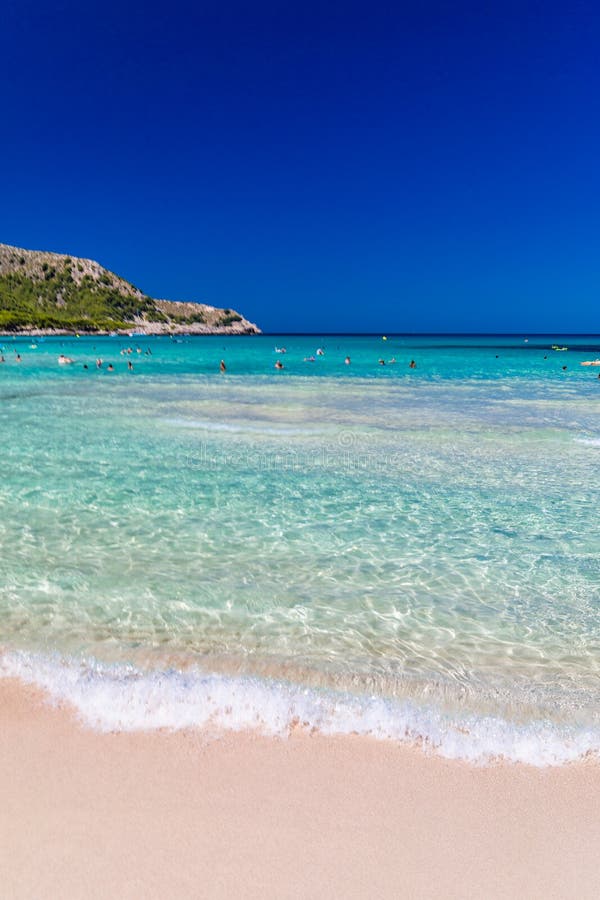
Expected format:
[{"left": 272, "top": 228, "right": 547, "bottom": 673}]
[{"left": 1, "top": 678, "right": 599, "bottom": 899}]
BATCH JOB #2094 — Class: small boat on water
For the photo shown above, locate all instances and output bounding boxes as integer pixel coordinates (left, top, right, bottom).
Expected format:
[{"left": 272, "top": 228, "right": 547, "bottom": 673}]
[{"left": 551, "top": 345, "right": 568, "bottom": 351}]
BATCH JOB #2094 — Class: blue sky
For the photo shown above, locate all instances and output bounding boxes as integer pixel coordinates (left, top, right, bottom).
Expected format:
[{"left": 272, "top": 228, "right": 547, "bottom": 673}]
[{"left": 1, "top": 0, "right": 599, "bottom": 332}]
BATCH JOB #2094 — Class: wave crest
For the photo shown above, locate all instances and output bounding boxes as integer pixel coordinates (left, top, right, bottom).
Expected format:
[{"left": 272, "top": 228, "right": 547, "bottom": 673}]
[{"left": 1, "top": 650, "right": 598, "bottom": 767}]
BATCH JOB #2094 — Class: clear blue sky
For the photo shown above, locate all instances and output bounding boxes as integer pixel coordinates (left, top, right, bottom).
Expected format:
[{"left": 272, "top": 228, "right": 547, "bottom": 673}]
[{"left": 1, "top": 0, "right": 599, "bottom": 332}]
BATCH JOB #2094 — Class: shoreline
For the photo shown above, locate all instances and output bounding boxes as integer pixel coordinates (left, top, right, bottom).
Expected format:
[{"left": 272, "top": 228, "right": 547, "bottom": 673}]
[
  {"left": 1, "top": 678, "right": 599, "bottom": 899},
  {"left": 0, "top": 326, "right": 261, "bottom": 337},
  {"left": 3, "top": 650, "right": 598, "bottom": 768}
]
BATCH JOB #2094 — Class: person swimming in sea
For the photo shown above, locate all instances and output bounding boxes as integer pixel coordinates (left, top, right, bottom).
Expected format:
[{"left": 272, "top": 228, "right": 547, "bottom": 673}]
[
  {"left": 409, "top": 360, "right": 416, "bottom": 369},
  {"left": 107, "top": 364, "right": 114, "bottom": 371},
  {"left": 220, "top": 359, "right": 226, "bottom": 372},
  {"left": 344, "top": 356, "right": 351, "bottom": 364},
  {"left": 128, "top": 361, "right": 134, "bottom": 371},
  {"left": 275, "top": 360, "right": 284, "bottom": 370}
]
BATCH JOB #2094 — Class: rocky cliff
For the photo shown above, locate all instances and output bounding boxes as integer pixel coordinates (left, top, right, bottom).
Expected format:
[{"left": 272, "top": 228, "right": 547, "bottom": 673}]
[{"left": 0, "top": 242, "right": 260, "bottom": 334}]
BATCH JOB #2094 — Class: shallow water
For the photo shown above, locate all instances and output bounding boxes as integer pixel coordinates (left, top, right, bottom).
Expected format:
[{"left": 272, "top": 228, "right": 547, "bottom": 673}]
[{"left": 1, "top": 333, "right": 599, "bottom": 763}]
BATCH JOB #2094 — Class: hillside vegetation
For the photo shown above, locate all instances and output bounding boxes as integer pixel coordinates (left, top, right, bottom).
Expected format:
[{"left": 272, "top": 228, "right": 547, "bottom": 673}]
[{"left": 0, "top": 243, "right": 260, "bottom": 334}]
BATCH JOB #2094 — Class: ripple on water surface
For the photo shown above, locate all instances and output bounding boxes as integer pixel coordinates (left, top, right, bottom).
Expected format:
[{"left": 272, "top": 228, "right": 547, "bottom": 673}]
[{"left": 1, "top": 336, "right": 600, "bottom": 762}]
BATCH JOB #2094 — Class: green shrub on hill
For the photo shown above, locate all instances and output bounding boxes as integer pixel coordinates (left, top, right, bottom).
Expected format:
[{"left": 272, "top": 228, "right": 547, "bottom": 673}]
[
  {"left": 0, "top": 270, "right": 155, "bottom": 331},
  {"left": 220, "top": 313, "right": 242, "bottom": 325}
]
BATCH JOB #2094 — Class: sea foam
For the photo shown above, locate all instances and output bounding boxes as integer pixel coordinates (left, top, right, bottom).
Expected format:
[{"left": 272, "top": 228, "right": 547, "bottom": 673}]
[{"left": 1, "top": 650, "right": 598, "bottom": 767}]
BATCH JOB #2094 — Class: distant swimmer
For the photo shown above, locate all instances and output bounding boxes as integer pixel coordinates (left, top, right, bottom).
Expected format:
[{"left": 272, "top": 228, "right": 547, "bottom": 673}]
[
  {"left": 344, "top": 356, "right": 351, "bottom": 364},
  {"left": 388, "top": 357, "right": 396, "bottom": 364},
  {"left": 304, "top": 355, "right": 315, "bottom": 362},
  {"left": 128, "top": 360, "right": 134, "bottom": 371},
  {"left": 316, "top": 348, "right": 324, "bottom": 356},
  {"left": 220, "top": 359, "right": 226, "bottom": 372},
  {"left": 107, "top": 363, "right": 114, "bottom": 371},
  {"left": 275, "top": 347, "right": 287, "bottom": 354},
  {"left": 409, "top": 360, "right": 416, "bottom": 369},
  {"left": 378, "top": 358, "right": 385, "bottom": 365},
  {"left": 96, "top": 358, "right": 103, "bottom": 368},
  {"left": 275, "top": 360, "right": 284, "bottom": 370},
  {"left": 58, "top": 354, "right": 74, "bottom": 365},
  {"left": 15, "top": 354, "right": 21, "bottom": 362},
  {"left": 562, "top": 365, "right": 567, "bottom": 370}
]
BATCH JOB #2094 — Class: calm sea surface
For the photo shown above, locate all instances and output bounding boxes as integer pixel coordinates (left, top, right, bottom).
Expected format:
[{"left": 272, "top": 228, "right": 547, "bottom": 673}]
[{"left": 1, "top": 334, "right": 599, "bottom": 763}]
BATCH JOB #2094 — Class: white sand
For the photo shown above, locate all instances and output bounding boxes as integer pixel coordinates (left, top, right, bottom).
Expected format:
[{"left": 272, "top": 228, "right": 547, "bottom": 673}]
[{"left": 1, "top": 678, "right": 599, "bottom": 899}]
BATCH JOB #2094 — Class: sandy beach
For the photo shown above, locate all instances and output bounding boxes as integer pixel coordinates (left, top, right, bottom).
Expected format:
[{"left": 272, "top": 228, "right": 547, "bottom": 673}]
[
  {"left": 4, "top": 0, "right": 600, "bottom": 893},
  {"left": 0, "top": 678, "right": 598, "bottom": 899}
]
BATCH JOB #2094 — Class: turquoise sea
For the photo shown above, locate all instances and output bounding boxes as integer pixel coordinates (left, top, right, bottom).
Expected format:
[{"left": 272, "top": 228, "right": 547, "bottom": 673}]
[{"left": 1, "top": 333, "right": 599, "bottom": 764}]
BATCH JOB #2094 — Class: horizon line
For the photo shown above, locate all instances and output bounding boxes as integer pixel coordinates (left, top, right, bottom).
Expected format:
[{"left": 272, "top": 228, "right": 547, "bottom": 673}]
[{"left": 259, "top": 331, "right": 600, "bottom": 337}]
